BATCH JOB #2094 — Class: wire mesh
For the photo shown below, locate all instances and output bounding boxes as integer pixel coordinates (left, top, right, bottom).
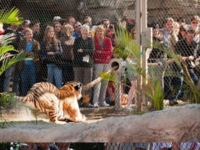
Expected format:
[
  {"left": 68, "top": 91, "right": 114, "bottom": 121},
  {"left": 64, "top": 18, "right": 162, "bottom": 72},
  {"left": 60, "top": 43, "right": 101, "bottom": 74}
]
[
  {"left": 0, "top": 0, "right": 200, "bottom": 109},
  {"left": 5, "top": 142, "right": 200, "bottom": 150},
  {"left": 0, "top": 0, "right": 200, "bottom": 146}
]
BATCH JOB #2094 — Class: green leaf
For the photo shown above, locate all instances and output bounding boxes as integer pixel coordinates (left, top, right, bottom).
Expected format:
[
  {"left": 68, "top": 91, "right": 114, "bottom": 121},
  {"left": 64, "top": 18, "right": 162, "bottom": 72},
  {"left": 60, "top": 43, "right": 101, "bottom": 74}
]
[
  {"left": 0, "top": 52, "right": 27, "bottom": 75},
  {"left": 0, "top": 45, "right": 16, "bottom": 58},
  {"left": 0, "top": 7, "right": 23, "bottom": 25},
  {"left": 99, "top": 72, "right": 116, "bottom": 81}
]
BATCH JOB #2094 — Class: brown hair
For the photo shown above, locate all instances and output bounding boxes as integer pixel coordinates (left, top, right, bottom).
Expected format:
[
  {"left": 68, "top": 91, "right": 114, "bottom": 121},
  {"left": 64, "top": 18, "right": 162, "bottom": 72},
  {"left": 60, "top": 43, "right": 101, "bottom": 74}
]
[
  {"left": 66, "top": 16, "right": 75, "bottom": 24},
  {"left": 130, "top": 27, "right": 136, "bottom": 39},
  {"left": 43, "top": 26, "right": 59, "bottom": 51},
  {"left": 187, "top": 29, "right": 196, "bottom": 34}
]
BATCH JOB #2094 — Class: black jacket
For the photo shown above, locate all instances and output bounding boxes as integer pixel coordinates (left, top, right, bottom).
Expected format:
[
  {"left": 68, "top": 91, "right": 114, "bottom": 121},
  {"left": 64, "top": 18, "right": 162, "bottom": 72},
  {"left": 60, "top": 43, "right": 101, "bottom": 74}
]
[{"left": 73, "top": 37, "right": 94, "bottom": 67}]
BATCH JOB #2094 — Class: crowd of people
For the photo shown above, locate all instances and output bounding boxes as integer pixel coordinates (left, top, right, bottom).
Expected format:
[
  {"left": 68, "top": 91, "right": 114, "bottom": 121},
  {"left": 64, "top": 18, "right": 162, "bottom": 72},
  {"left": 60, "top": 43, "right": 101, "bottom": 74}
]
[
  {"left": 104, "top": 142, "right": 200, "bottom": 150},
  {"left": 0, "top": 15, "right": 131, "bottom": 108},
  {"left": 148, "top": 15, "right": 200, "bottom": 106},
  {"left": 0, "top": 13, "right": 200, "bottom": 108}
]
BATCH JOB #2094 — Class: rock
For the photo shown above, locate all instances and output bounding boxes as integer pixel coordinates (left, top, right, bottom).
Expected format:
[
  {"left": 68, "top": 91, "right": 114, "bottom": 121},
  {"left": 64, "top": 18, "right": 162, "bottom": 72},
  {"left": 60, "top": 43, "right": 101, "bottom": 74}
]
[{"left": 0, "top": 104, "right": 200, "bottom": 142}]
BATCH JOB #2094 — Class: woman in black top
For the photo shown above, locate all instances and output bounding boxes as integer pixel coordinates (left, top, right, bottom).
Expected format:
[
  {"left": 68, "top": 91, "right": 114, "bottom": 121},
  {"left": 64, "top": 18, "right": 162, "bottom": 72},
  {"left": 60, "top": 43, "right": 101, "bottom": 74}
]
[{"left": 73, "top": 24, "right": 94, "bottom": 99}]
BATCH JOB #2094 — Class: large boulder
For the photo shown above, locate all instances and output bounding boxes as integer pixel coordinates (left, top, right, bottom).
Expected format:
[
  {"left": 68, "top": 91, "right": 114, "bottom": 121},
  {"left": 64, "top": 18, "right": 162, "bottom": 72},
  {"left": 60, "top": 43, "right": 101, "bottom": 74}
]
[{"left": 0, "top": 104, "right": 200, "bottom": 142}]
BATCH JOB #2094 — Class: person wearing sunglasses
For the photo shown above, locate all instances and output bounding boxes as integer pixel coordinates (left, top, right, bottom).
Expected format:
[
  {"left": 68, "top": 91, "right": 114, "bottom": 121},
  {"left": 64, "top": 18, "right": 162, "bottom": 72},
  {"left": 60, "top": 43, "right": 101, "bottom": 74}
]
[
  {"left": 188, "top": 15, "right": 200, "bottom": 43},
  {"left": 72, "top": 21, "right": 82, "bottom": 38}
]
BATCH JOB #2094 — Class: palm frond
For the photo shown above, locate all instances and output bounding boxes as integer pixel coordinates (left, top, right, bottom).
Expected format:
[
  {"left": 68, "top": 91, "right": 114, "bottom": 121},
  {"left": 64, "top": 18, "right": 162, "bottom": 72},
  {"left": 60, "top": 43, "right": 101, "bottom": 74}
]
[
  {"left": 0, "top": 7, "right": 23, "bottom": 25},
  {"left": 115, "top": 28, "right": 140, "bottom": 61},
  {"left": 0, "top": 45, "right": 16, "bottom": 58},
  {"left": 99, "top": 72, "right": 117, "bottom": 81},
  {"left": 1, "top": 33, "right": 16, "bottom": 45},
  {"left": 0, "top": 52, "right": 27, "bottom": 75}
]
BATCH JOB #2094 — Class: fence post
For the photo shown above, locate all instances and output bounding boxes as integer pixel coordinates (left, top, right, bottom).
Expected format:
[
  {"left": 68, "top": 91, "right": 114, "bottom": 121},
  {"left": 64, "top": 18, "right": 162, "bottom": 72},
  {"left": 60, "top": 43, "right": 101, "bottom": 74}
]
[{"left": 136, "top": 0, "right": 152, "bottom": 112}]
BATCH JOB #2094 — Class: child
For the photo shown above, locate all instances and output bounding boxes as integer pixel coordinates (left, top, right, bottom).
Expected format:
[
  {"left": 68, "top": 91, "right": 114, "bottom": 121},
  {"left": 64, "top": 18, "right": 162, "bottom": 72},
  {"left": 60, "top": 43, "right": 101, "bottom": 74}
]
[{"left": 105, "top": 81, "right": 115, "bottom": 106}]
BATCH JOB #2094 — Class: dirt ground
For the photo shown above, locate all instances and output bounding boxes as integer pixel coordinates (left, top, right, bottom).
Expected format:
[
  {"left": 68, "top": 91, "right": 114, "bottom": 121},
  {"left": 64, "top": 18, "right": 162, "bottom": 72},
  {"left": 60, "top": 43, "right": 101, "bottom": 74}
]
[
  {"left": 1, "top": 99, "right": 189, "bottom": 124},
  {"left": 81, "top": 99, "right": 189, "bottom": 122}
]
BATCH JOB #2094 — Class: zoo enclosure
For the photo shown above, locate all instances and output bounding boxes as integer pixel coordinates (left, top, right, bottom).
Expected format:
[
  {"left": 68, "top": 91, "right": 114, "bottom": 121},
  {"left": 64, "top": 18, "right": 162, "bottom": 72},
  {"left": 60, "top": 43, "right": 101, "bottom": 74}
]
[{"left": 1, "top": 0, "right": 200, "bottom": 110}]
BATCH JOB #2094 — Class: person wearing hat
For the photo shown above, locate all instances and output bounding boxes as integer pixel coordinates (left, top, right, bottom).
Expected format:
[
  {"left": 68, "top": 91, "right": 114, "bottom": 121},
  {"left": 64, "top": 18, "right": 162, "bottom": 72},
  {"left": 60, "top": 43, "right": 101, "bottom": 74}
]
[
  {"left": 148, "top": 21, "right": 163, "bottom": 63},
  {"left": 53, "top": 16, "right": 61, "bottom": 25}
]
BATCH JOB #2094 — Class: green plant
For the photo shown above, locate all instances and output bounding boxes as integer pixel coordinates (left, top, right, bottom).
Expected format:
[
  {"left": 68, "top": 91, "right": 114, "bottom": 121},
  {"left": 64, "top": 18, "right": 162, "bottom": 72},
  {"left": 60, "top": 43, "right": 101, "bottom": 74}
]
[
  {"left": 0, "top": 7, "right": 28, "bottom": 127},
  {"left": 153, "top": 38, "right": 200, "bottom": 104},
  {"left": 146, "top": 80, "right": 164, "bottom": 110},
  {"left": 0, "top": 7, "right": 27, "bottom": 75},
  {"left": 113, "top": 28, "right": 165, "bottom": 111}
]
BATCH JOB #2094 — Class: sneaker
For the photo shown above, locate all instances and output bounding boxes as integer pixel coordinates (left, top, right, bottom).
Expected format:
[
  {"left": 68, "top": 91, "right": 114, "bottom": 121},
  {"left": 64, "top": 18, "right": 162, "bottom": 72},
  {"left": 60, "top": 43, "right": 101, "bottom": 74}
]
[
  {"left": 169, "top": 100, "right": 178, "bottom": 106},
  {"left": 99, "top": 102, "right": 110, "bottom": 107},
  {"left": 125, "top": 105, "right": 133, "bottom": 111},
  {"left": 93, "top": 102, "right": 99, "bottom": 108},
  {"left": 81, "top": 103, "right": 93, "bottom": 108}
]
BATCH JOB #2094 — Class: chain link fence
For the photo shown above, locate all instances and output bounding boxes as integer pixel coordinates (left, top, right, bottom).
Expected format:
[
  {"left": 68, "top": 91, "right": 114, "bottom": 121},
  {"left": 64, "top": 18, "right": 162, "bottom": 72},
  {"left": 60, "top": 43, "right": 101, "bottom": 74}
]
[
  {"left": 147, "top": 0, "right": 200, "bottom": 105},
  {"left": 104, "top": 142, "right": 200, "bottom": 150},
  {"left": 2, "top": 142, "right": 200, "bottom": 150},
  {"left": 0, "top": 0, "right": 200, "bottom": 148},
  {"left": 1, "top": 0, "right": 199, "bottom": 107}
]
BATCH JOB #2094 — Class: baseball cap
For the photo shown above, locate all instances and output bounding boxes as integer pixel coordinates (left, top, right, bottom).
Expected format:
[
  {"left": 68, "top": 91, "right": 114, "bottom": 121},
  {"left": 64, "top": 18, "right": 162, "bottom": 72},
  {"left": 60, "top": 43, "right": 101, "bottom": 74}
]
[{"left": 53, "top": 16, "right": 61, "bottom": 21}]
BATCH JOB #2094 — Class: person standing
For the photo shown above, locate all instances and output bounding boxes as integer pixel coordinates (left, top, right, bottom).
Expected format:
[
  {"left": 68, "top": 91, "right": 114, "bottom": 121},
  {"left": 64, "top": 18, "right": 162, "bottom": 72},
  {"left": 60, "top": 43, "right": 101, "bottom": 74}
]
[
  {"left": 65, "top": 16, "right": 76, "bottom": 26},
  {"left": 53, "top": 22, "right": 63, "bottom": 39},
  {"left": 41, "top": 26, "right": 63, "bottom": 88},
  {"left": 187, "top": 15, "right": 200, "bottom": 43},
  {"left": 73, "top": 24, "right": 94, "bottom": 101},
  {"left": 29, "top": 20, "right": 40, "bottom": 41},
  {"left": 17, "top": 28, "right": 40, "bottom": 96},
  {"left": 175, "top": 29, "right": 199, "bottom": 94},
  {"left": 3, "top": 24, "right": 22, "bottom": 94},
  {"left": 93, "top": 25, "right": 113, "bottom": 107},
  {"left": 60, "top": 24, "right": 75, "bottom": 83},
  {"left": 72, "top": 21, "right": 82, "bottom": 38}
]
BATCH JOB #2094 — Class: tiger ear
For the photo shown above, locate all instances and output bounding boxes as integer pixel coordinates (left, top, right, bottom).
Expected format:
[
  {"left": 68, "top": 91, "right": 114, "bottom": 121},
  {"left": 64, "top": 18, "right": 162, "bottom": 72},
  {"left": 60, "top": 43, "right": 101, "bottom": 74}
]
[{"left": 75, "top": 84, "right": 81, "bottom": 90}]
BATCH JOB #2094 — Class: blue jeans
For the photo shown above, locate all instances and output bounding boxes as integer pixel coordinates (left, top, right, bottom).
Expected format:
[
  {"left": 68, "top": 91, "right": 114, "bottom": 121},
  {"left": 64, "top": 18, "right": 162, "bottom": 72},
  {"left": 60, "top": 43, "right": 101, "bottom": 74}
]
[
  {"left": 47, "top": 64, "right": 62, "bottom": 88},
  {"left": 4, "top": 65, "right": 15, "bottom": 92},
  {"left": 12, "top": 65, "right": 21, "bottom": 94},
  {"left": 189, "top": 69, "right": 198, "bottom": 85},
  {"left": 164, "top": 76, "right": 183, "bottom": 101},
  {"left": 105, "top": 97, "right": 111, "bottom": 104},
  {"left": 20, "top": 62, "right": 36, "bottom": 96}
]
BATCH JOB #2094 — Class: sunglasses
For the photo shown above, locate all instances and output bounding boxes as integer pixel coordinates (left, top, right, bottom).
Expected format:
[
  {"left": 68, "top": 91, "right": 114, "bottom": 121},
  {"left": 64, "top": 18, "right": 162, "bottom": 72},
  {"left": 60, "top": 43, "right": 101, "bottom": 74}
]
[
  {"left": 192, "top": 22, "right": 198, "bottom": 24},
  {"left": 75, "top": 24, "right": 81, "bottom": 28}
]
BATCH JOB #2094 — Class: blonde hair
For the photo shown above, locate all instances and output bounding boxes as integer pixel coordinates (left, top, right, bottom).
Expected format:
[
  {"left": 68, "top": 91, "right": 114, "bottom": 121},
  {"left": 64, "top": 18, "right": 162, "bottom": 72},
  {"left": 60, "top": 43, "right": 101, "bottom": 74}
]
[
  {"left": 95, "top": 25, "right": 106, "bottom": 37},
  {"left": 43, "top": 25, "right": 59, "bottom": 51},
  {"left": 163, "top": 17, "right": 174, "bottom": 25},
  {"left": 81, "top": 24, "right": 90, "bottom": 32},
  {"left": 191, "top": 15, "right": 200, "bottom": 22},
  {"left": 95, "top": 25, "right": 106, "bottom": 33},
  {"left": 23, "top": 28, "right": 33, "bottom": 35},
  {"left": 62, "top": 24, "right": 74, "bottom": 36}
]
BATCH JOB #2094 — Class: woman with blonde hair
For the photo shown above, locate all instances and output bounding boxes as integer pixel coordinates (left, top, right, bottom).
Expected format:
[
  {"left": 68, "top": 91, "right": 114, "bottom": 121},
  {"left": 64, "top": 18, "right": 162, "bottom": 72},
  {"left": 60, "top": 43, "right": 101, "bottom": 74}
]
[
  {"left": 93, "top": 25, "right": 113, "bottom": 107},
  {"left": 41, "top": 26, "right": 63, "bottom": 88},
  {"left": 60, "top": 24, "right": 75, "bottom": 83}
]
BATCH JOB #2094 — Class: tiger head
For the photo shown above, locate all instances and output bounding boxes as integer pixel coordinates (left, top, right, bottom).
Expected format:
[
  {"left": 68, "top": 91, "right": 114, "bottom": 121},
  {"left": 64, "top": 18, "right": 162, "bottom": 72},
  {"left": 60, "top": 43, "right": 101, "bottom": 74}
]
[{"left": 57, "top": 81, "right": 83, "bottom": 100}]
